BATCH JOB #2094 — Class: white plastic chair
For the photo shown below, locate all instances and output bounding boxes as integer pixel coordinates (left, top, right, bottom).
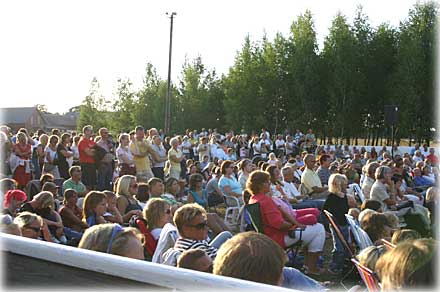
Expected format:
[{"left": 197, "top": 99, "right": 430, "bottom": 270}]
[{"left": 223, "top": 195, "right": 241, "bottom": 229}]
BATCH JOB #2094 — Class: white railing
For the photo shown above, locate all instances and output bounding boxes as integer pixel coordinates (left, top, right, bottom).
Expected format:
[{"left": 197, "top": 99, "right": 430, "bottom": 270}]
[{"left": 0, "top": 233, "right": 298, "bottom": 291}]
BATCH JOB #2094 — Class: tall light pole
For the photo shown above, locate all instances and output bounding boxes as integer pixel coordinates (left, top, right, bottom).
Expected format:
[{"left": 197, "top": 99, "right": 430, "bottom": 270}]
[{"left": 165, "top": 12, "right": 176, "bottom": 135}]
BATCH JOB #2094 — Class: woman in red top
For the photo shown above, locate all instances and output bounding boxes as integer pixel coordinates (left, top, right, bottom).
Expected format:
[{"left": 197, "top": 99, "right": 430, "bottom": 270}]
[
  {"left": 13, "top": 132, "right": 32, "bottom": 189},
  {"left": 248, "top": 170, "right": 326, "bottom": 275}
]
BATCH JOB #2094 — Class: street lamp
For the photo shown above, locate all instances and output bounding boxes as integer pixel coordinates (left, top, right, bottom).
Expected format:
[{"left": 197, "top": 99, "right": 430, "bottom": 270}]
[{"left": 165, "top": 12, "right": 177, "bottom": 135}]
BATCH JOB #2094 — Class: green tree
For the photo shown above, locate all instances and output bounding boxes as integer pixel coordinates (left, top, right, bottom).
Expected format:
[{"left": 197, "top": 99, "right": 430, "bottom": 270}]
[{"left": 77, "top": 77, "right": 109, "bottom": 131}]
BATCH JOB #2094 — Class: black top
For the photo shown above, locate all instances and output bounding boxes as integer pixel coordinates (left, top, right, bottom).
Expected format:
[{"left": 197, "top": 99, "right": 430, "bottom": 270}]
[
  {"left": 323, "top": 192, "right": 349, "bottom": 226},
  {"left": 56, "top": 144, "right": 70, "bottom": 180},
  {"left": 19, "top": 202, "right": 36, "bottom": 214}
]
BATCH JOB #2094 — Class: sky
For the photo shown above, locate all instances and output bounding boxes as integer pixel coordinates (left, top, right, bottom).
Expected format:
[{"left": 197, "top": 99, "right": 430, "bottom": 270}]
[{"left": 0, "top": 0, "right": 430, "bottom": 114}]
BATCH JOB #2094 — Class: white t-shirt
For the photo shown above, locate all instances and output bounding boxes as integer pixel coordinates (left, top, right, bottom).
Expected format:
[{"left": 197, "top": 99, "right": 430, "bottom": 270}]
[
  {"left": 117, "top": 146, "right": 134, "bottom": 165},
  {"left": 151, "top": 228, "right": 162, "bottom": 241},
  {"left": 44, "top": 146, "right": 57, "bottom": 163},
  {"left": 275, "top": 139, "right": 285, "bottom": 150},
  {"left": 282, "top": 181, "right": 301, "bottom": 198}
]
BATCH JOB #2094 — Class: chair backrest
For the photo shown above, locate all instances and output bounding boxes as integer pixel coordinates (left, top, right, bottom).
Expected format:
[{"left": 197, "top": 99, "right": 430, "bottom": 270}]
[
  {"left": 129, "top": 216, "right": 158, "bottom": 256},
  {"left": 224, "top": 195, "right": 241, "bottom": 208},
  {"left": 351, "top": 258, "right": 381, "bottom": 292},
  {"left": 380, "top": 239, "right": 396, "bottom": 250},
  {"left": 345, "top": 214, "right": 373, "bottom": 251},
  {"left": 352, "top": 183, "right": 365, "bottom": 203},
  {"left": 323, "top": 210, "right": 354, "bottom": 258},
  {"left": 245, "top": 203, "right": 263, "bottom": 233}
]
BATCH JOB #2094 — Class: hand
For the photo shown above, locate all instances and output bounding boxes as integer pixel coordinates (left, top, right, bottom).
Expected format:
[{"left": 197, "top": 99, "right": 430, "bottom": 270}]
[
  {"left": 128, "top": 210, "right": 142, "bottom": 217},
  {"left": 296, "top": 223, "right": 306, "bottom": 229}
]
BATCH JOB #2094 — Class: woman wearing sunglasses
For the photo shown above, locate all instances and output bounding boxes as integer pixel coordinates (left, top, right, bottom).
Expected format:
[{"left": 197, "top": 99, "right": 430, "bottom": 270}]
[
  {"left": 163, "top": 203, "right": 232, "bottom": 266},
  {"left": 13, "top": 211, "right": 52, "bottom": 242},
  {"left": 115, "top": 175, "right": 143, "bottom": 223},
  {"left": 143, "top": 198, "right": 172, "bottom": 241},
  {"left": 188, "top": 173, "right": 230, "bottom": 235}
]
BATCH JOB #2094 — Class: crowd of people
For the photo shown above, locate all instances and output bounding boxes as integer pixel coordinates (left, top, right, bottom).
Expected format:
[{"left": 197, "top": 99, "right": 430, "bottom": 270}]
[{"left": 0, "top": 124, "right": 438, "bottom": 291}]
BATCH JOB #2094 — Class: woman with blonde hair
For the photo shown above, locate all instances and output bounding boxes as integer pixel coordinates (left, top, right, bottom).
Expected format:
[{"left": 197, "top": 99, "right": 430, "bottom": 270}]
[
  {"left": 167, "top": 137, "right": 184, "bottom": 180},
  {"left": 13, "top": 211, "right": 52, "bottom": 241},
  {"left": 115, "top": 175, "right": 142, "bottom": 223},
  {"left": 143, "top": 198, "right": 172, "bottom": 240},
  {"left": 34, "top": 133, "right": 49, "bottom": 179},
  {"left": 78, "top": 223, "right": 145, "bottom": 260},
  {"left": 117, "top": 133, "right": 136, "bottom": 176},
  {"left": 322, "top": 173, "right": 352, "bottom": 275},
  {"left": 376, "top": 238, "right": 436, "bottom": 290}
]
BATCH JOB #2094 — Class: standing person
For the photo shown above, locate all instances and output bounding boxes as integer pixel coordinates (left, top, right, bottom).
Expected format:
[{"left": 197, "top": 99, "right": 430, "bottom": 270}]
[
  {"left": 151, "top": 135, "right": 168, "bottom": 180},
  {"left": 34, "top": 134, "right": 49, "bottom": 180},
  {"left": 42, "top": 135, "right": 60, "bottom": 179},
  {"left": 12, "top": 132, "right": 32, "bottom": 189},
  {"left": 96, "top": 128, "right": 115, "bottom": 191},
  {"left": 56, "top": 133, "right": 74, "bottom": 180},
  {"left": 116, "top": 133, "right": 136, "bottom": 176},
  {"left": 71, "top": 135, "right": 81, "bottom": 166},
  {"left": 78, "top": 125, "right": 97, "bottom": 190},
  {"left": 197, "top": 137, "right": 210, "bottom": 162},
  {"left": 168, "top": 137, "right": 184, "bottom": 180},
  {"left": 129, "top": 126, "right": 159, "bottom": 183}
]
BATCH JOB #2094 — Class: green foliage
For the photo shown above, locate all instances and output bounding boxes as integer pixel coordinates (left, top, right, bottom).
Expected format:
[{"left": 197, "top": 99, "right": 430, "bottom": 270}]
[{"left": 76, "top": 2, "right": 437, "bottom": 143}]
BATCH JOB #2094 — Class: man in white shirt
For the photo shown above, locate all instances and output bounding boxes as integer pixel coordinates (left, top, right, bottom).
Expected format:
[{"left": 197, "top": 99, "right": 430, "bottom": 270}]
[{"left": 301, "top": 154, "right": 329, "bottom": 199}]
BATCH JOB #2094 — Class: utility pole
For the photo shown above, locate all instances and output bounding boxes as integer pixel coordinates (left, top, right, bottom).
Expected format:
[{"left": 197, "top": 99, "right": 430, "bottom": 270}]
[{"left": 165, "top": 12, "right": 176, "bottom": 135}]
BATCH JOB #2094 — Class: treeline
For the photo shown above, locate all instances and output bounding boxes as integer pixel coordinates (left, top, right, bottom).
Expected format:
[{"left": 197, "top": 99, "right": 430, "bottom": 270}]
[{"left": 78, "top": 2, "right": 438, "bottom": 145}]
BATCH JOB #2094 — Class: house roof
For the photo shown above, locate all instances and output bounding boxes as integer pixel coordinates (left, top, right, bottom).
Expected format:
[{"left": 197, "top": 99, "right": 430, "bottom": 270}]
[
  {"left": 0, "top": 107, "right": 37, "bottom": 124},
  {"left": 41, "top": 112, "right": 78, "bottom": 129}
]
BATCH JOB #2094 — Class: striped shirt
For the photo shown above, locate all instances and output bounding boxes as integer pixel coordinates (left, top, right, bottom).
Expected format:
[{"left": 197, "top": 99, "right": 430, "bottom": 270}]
[{"left": 174, "top": 238, "right": 218, "bottom": 259}]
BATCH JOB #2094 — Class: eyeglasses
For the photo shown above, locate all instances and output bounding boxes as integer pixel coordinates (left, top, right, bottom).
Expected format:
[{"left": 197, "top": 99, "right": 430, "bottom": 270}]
[
  {"left": 25, "top": 226, "right": 41, "bottom": 233},
  {"left": 187, "top": 221, "right": 208, "bottom": 230}
]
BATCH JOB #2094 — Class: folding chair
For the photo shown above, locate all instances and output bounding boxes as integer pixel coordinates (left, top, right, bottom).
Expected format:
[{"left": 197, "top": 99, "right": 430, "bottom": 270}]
[
  {"left": 245, "top": 202, "right": 303, "bottom": 262},
  {"left": 351, "top": 183, "right": 365, "bottom": 204},
  {"left": 345, "top": 214, "right": 373, "bottom": 251},
  {"left": 223, "top": 195, "right": 241, "bottom": 229},
  {"left": 351, "top": 258, "right": 381, "bottom": 292},
  {"left": 323, "top": 210, "right": 355, "bottom": 258},
  {"left": 380, "top": 238, "right": 396, "bottom": 250},
  {"left": 323, "top": 210, "right": 356, "bottom": 287}
]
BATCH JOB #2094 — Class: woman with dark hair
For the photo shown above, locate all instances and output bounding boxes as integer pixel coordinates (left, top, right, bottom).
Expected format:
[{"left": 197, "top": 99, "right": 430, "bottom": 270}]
[
  {"left": 188, "top": 173, "right": 230, "bottom": 235},
  {"left": 82, "top": 191, "right": 108, "bottom": 227},
  {"left": 248, "top": 171, "right": 326, "bottom": 275},
  {"left": 42, "top": 135, "right": 60, "bottom": 179},
  {"left": 238, "top": 159, "right": 253, "bottom": 190},
  {"left": 13, "top": 132, "right": 32, "bottom": 189},
  {"left": 57, "top": 133, "right": 74, "bottom": 179},
  {"left": 218, "top": 160, "right": 242, "bottom": 201},
  {"left": 59, "top": 189, "right": 87, "bottom": 232}
]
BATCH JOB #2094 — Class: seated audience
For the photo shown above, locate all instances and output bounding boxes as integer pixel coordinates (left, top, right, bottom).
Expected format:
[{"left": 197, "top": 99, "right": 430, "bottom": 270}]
[
  {"left": 177, "top": 248, "right": 213, "bottom": 273},
  {"left": 391, "top": 229, "right": 421, "bottom": 245},
  {"left": 248, "top": 170, "right": 325, "bottom": 275},
  {"left": 188, "top": 173, "right": 230, "bottom": 235},
  {"left": 102, "top": 191, "right": 123, "bottom": 224},
  {"left": 78, "top": 223, "right": 144, "bottom": 260},
  {"left": 357, "top": 244, "right": 388, "bottom": 272},
  {"left": 2, "top": 189, "right": 27, "bottom": 217},
  {"left": 376, "top": 238, "right": 436, "bottom": 290},
  {"left": 162, "top": 203, "right": 232, "bottom": 266},
  {"left": 82, "top": 191, "right": 107, "bottom": 227},
  {"left": 13, "top": 211, "right": 52, "bottom": 242},
  {"left": 361, "top": 162, "right": 379, "bottom": 199},
  {"left": 62, "top": 166, "right": 87, "bottom": 197},
  {"left": 59, "top": 189, "right": 88, "bottom": 233},
  {"left": 143, "top": 198, "right": 172, "bottom": 240},
  {"left": 361, "top": 212, "right": 394, "bottom": 244},
  {"left": 115, "top": 175, "right": 143, "bottom": 223},
  {"left": 301, "top": 154, "right": 329, "bottom": 199},
  {"left": 135, "top": 182, "right": 149, "bottom": 209}
]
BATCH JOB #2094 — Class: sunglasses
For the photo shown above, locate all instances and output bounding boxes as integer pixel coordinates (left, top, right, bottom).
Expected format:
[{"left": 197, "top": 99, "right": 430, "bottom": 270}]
[
  {"left": 187, "top": 221, "right": 208, "bottom": 230},
  {"left": 130, "top": 183, "right": 138, "bottom": 188},
  {"left": 25, "top": 226, "right": 41, "bottom": 233}
]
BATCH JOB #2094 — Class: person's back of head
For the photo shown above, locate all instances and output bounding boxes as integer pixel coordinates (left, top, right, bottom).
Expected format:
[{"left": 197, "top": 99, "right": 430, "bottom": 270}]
[
  {"left": 177, "top": 248, "right": 213, "bottom": 273},
  {"left": 391, "top": 229, "right": 421, "bottom": 245},
  {"left": 213, "top": 232, "right": 286, "bottom": 286},
  {"left": 361, "top": 199, "right": 382, "bottom": 212},
  {"left": 357, "top": 245, "right": 387, "bottom": 271},
  {"left": 376, "top": 238, "right": 436, "bottom": 290}
]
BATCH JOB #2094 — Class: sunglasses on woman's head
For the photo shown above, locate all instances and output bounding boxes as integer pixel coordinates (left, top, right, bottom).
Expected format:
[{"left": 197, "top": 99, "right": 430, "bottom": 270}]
[{"left": 187, "top": 221, "right": 208, "bottom": 230}]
